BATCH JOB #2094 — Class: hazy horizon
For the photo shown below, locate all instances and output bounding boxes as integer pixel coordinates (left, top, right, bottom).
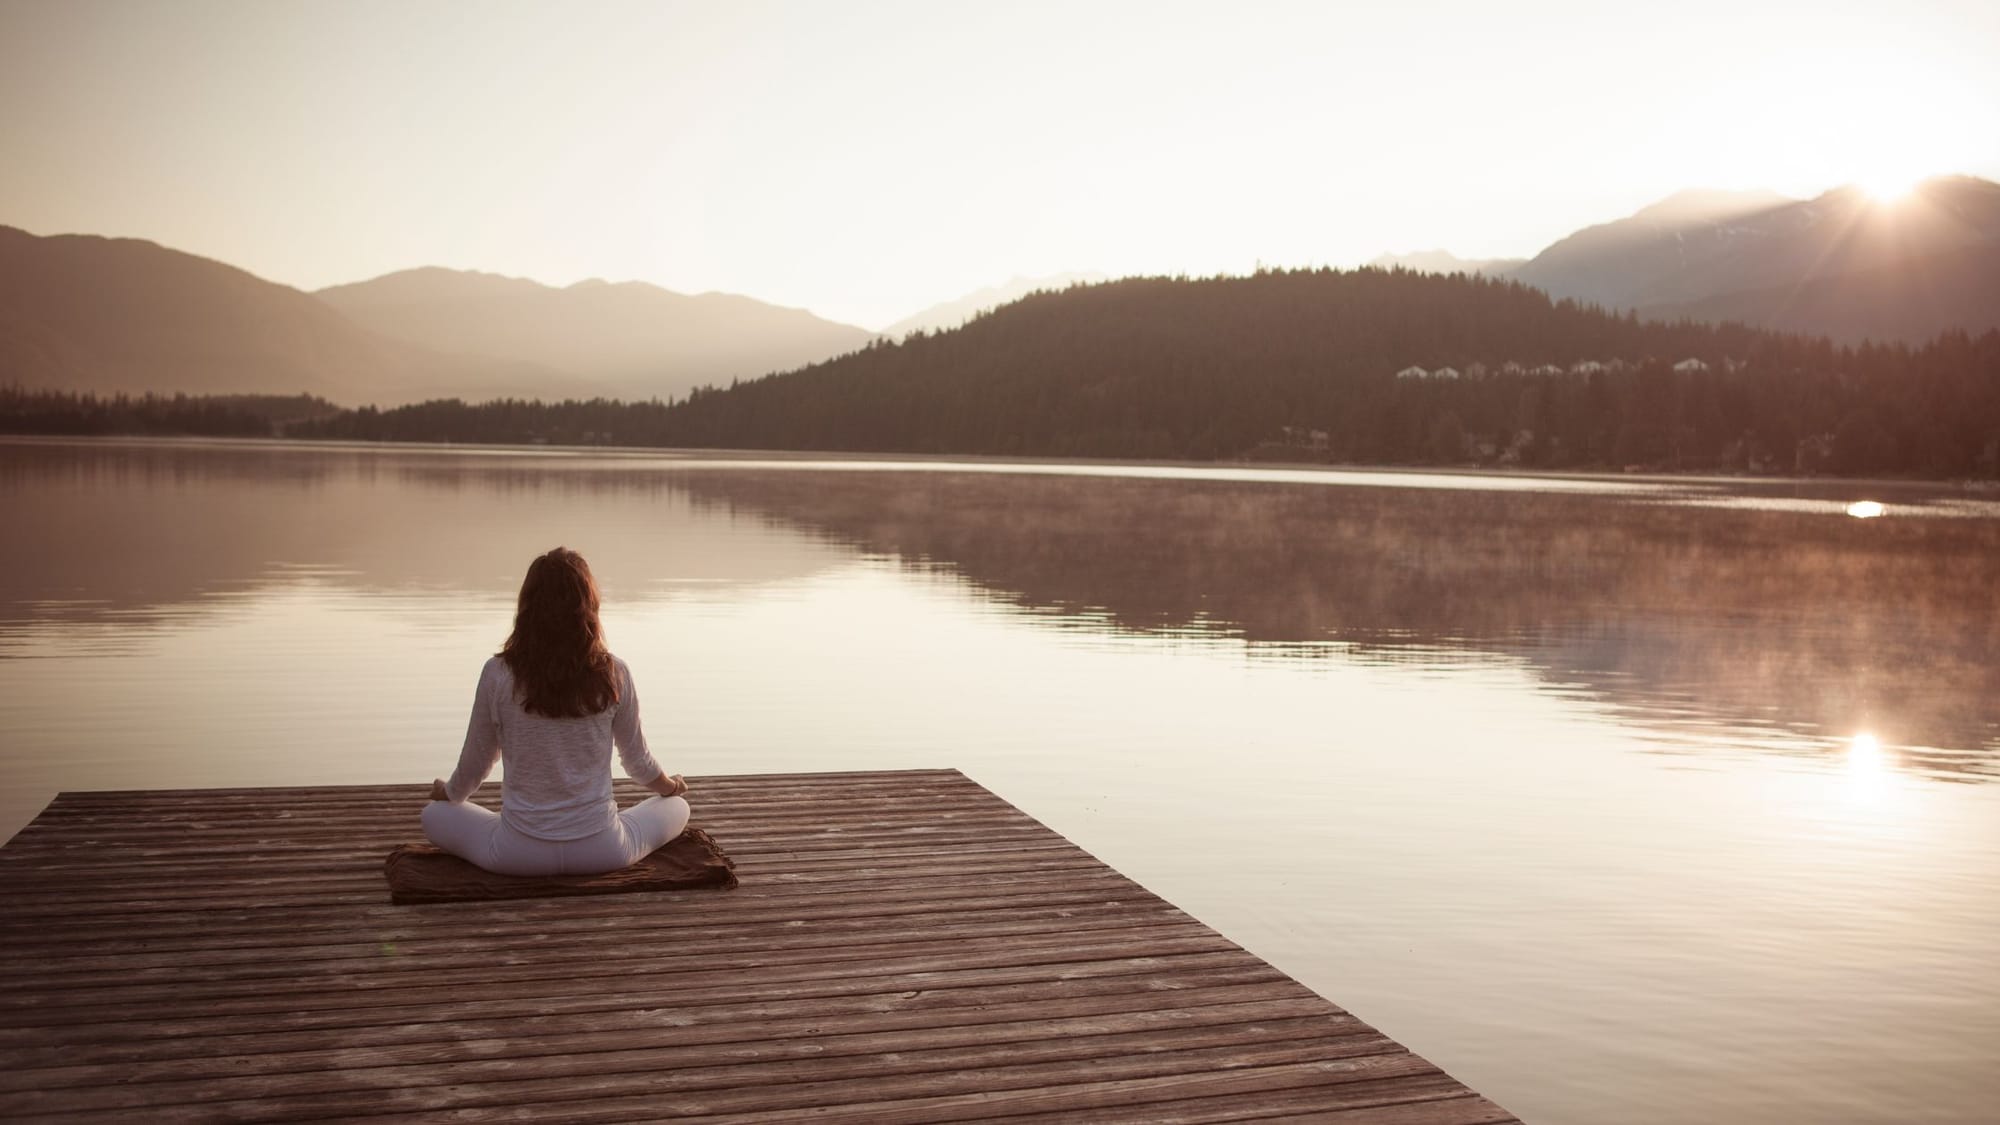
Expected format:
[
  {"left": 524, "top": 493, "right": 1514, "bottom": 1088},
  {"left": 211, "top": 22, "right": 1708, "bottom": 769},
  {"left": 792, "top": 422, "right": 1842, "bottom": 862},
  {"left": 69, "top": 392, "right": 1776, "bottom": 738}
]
[
  {"left": 3, "top": 0, "right": 1997, "bottom": 329},
  {"left": 0, "top": 178, "right": 1979, "bottom": 338}
]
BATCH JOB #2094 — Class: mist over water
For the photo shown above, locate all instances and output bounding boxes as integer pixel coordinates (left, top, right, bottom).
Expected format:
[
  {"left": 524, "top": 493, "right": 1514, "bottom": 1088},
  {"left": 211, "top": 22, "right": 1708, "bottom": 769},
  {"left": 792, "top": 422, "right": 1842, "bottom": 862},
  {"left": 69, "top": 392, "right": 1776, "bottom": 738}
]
[{"left": 2, "top": 437, "right": 1997, "bottom": 1125}]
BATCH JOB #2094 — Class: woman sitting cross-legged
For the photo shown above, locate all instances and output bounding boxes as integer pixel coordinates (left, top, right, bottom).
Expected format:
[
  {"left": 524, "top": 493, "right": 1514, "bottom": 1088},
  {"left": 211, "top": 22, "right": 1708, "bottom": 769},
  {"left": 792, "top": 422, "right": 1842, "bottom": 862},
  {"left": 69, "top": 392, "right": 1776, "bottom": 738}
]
[{"left": 422, "top": 547, "right": 690, "bottom": 876}]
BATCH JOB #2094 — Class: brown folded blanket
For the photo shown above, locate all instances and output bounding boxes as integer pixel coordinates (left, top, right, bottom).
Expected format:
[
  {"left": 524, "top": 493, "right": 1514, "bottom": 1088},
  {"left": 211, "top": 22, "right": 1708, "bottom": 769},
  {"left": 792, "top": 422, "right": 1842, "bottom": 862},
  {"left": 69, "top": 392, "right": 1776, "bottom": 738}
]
[{"left": 384, "top": 827, "right": 738, "bottom": 904}]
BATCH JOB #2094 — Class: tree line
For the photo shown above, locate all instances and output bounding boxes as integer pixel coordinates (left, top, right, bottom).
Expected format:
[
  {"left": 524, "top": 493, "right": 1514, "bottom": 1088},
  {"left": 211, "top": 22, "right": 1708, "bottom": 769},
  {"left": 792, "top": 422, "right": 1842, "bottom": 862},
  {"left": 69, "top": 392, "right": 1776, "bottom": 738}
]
[
  {"left": 0, "top": 388, "right": 337, "bottom": 438},
  {"left": 644, "top": 269, "right": 2000, "bottom": 476},
  {"left": 6, "top": 269, "right": 1998, "bottom": 477}
]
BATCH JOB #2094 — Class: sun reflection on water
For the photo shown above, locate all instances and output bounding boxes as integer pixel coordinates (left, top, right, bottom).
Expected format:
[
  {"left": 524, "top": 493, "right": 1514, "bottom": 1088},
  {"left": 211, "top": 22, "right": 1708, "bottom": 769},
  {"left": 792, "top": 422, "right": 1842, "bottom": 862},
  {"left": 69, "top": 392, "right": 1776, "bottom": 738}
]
[
  {"left": 1844, "top": 732, "right": 1889, "bottom": 800},
  {"left": 1846, "top": 500, "right": 1885, "bottom": 518}
]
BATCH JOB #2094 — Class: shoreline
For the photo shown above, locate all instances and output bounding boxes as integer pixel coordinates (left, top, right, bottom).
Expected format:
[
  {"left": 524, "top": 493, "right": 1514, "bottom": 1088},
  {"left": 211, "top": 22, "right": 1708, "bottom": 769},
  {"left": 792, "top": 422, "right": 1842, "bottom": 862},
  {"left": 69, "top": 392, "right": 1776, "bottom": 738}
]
[{"left": 3, "top": 431, "right": 1995, "bottom": 492}]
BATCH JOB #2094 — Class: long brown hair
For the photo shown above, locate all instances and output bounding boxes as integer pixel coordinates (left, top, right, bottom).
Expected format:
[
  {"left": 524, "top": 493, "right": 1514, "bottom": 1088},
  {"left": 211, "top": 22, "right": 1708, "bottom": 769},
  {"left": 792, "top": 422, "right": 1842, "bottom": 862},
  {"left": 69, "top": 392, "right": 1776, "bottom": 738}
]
[{"left": 499, "top": 547, "right": 620, "bottom": 718}]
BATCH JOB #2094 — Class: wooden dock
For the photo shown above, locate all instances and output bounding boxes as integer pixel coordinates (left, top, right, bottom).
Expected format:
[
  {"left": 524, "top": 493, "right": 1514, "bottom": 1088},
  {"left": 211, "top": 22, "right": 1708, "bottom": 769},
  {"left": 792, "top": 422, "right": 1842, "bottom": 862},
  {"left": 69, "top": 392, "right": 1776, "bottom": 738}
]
[{"left": 0, "top": 769, "right": 1517, "bottom": 1123}]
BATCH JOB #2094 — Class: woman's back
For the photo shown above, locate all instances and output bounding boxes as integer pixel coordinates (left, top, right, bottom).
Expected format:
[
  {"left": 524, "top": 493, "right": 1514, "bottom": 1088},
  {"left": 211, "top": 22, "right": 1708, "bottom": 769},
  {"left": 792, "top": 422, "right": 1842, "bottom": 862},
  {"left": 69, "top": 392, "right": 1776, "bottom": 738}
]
[
  {"left": 424, "top": 547, "right": 690, "bottom": 877},
  {"left": 448, "top": 655, "right": 658, "bottom": 841}
]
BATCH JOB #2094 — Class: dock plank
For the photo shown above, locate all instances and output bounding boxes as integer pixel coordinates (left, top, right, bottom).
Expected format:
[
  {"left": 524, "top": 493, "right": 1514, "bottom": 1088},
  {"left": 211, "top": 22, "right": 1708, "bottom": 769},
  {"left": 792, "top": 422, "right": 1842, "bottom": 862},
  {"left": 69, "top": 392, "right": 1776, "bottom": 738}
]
[{"left": 0, "top": 770, "right": 1516, "bottom": 1122}]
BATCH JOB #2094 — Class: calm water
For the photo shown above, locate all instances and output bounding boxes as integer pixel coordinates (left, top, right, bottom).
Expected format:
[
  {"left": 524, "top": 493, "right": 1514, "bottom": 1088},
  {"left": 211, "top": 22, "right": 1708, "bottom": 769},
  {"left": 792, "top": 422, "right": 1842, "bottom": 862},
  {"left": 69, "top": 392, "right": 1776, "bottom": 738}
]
[{"left": 3, "top": 437, "right": 1997, "bottom": 1124}]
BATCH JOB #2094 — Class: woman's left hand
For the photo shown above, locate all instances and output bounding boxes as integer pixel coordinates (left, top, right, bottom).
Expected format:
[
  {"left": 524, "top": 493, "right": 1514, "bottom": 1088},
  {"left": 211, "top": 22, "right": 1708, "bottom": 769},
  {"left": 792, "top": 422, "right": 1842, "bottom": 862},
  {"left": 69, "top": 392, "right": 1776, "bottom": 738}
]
[{"left": 429, "top": 778, "right": 450, "bottom": 802}]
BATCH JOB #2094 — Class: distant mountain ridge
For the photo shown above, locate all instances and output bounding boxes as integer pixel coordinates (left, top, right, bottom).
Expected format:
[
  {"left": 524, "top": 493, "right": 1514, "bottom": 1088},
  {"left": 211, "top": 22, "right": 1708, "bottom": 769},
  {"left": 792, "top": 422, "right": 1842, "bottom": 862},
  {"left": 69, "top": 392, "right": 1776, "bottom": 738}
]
[
  {"left": 8, "top": 178, "right": 1998, "bottom": 410},
  {"left": 1370, "top": 177, "right": 2000, "bottom": 343},
  {"left": 1510, "top": 177, "right": 2000, "bottom": 339},
  {"left": 881, "top": 272, "right": 1108, "bottom": 338},
  {"left": 0, "top": 225, "right": 559, "bottom": 403},
  {"left": 317, "top": 267, "right": 876, "bottom": 401},
  {"left": 0, "top": 229, "right": 879, "bottom": 404},
  {"left": 1366, "top": 250, "right": 1525, "bottom": 276},
  {"left": 1509, "top": 187, "right": 1800, "bottom": 307}
]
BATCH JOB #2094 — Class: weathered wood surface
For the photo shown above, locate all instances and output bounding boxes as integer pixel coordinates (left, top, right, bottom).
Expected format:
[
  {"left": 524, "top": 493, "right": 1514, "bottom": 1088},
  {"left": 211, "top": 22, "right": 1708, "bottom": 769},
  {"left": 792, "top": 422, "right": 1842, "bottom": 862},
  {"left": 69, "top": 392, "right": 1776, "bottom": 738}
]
[{"left": 0, "top": 770, "right": 1518, "bottom": 1123}]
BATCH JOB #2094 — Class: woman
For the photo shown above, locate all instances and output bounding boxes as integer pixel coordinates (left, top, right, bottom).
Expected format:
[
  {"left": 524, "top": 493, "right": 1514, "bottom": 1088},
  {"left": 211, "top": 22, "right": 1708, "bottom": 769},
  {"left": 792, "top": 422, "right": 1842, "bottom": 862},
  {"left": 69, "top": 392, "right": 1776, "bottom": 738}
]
[{"left": 423, "top": 547, "right": 691, "bottom": 876}]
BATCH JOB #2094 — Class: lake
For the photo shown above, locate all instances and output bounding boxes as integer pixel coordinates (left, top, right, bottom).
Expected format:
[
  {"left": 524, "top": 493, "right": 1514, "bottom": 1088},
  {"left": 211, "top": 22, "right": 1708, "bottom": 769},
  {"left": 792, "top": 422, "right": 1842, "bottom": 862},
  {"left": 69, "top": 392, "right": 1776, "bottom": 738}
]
[{"left": 2, "top": 436, "right": 1996, "bottom": 1124}]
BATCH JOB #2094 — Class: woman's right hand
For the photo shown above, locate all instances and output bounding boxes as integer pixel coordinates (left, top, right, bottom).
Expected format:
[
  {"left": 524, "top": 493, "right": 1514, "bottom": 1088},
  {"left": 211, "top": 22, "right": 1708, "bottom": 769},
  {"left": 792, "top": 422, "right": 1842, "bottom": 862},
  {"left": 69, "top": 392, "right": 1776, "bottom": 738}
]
[{"left": 654, "top": 773, "right": 689, "bottom": 798}]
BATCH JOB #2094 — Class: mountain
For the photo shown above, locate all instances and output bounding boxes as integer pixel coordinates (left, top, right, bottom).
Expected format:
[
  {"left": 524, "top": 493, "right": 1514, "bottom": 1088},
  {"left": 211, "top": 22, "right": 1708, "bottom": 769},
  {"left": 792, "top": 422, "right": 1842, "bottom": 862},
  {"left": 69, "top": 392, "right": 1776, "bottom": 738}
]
[
  {"left": 316, "top": 268, "right": 876, "bottom": 401},
  {"left": 880, "top": 272, "right": 1107, "bottom": 338},
  {"left": 1508, "top": 188, "right": 1797, "bottom": 307},
  {"left": 641, "top": 267, "right": 1996, "bottom": 475},
  {"left": 295, "top": 268, "right": 2000, "bottom": 477},
  {"left": 1509, "top": 178, "right": 2000, "bottom": 338},
  {"left": 1365, "top": 250, "right": 1525, "bottom": 276},
  {"left": 0, "top": 226, "right": 559, "bottom": 404},
  {"left": 1639, "top": 244, "right": 2000, "bottom": 343},
  {"left": 652, "top": 268, "right": 1795, "bottom": 460}
]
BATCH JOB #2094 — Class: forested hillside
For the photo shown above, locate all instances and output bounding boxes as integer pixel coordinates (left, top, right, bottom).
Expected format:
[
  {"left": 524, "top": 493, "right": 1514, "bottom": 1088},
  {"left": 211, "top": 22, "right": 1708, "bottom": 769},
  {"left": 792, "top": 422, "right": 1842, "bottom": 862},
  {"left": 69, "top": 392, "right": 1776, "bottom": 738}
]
[
  {"left": 15, "top": 268, "right": 2000, "bottom": 478},
  {"left": 648, "top": 268, "right": 2000, "bottom": 475}
]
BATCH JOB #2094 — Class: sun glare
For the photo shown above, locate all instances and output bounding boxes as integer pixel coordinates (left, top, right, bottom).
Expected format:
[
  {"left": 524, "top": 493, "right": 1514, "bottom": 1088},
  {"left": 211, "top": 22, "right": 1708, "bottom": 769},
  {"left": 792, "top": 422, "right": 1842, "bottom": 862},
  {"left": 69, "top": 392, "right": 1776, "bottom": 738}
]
[
  {"left": 1844, "top": 732, "right": 1890, "bottom": 802},
  {"left": 1857, "top": 171, "right": 1923, "bottom": 203}
]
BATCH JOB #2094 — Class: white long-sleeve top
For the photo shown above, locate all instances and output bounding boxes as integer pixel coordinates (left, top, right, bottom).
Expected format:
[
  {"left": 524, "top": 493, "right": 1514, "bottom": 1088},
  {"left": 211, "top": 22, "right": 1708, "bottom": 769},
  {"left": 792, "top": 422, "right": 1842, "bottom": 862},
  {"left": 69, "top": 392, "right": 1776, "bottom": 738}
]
[{"left": 443, "top": 655, "right": 665, "bottom": 841}]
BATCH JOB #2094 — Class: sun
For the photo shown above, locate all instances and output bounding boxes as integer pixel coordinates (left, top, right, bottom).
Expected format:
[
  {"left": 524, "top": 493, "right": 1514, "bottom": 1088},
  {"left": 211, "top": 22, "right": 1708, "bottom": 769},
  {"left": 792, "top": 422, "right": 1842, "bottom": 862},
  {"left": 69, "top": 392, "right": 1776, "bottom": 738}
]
[
  {"left": 1860, "top": 175, "right": 1919, "bottom": 202},
  {"left": 1854, "top": 165, "right": 1929, "bottom": 203}
]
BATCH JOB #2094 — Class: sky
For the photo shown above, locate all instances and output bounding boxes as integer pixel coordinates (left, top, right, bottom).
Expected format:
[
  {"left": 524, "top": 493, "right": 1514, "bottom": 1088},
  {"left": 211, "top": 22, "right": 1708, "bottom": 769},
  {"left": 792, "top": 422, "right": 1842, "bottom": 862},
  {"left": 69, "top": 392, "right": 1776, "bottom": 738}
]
[{"left": 2, "top": 0, "right": 1996, "bottom": 329}]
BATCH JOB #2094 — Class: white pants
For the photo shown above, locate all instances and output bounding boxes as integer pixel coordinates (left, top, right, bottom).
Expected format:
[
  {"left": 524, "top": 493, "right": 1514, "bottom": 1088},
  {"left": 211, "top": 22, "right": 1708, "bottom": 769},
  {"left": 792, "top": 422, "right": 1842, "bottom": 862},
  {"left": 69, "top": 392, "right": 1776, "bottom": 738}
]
[{"left": 420, "top": 796, "right": 691, "bottom": 877}]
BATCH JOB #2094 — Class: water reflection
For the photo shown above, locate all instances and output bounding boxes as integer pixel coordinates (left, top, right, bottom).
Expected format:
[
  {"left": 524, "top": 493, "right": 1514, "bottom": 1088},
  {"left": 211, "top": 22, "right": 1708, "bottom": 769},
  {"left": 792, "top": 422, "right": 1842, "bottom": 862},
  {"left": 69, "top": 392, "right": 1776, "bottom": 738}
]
[
  {"left": 1846, "top": 732, "right": 1890, "bottom": 800},
  {"left": 0, "top": 440, "right": 847, "bottom": 637},
  {"left": 3, "top": 439, "right": 1996, "bottom": 784},
  {"left": 664, "top": 469, "right": 2000, "bottom": 782}
]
